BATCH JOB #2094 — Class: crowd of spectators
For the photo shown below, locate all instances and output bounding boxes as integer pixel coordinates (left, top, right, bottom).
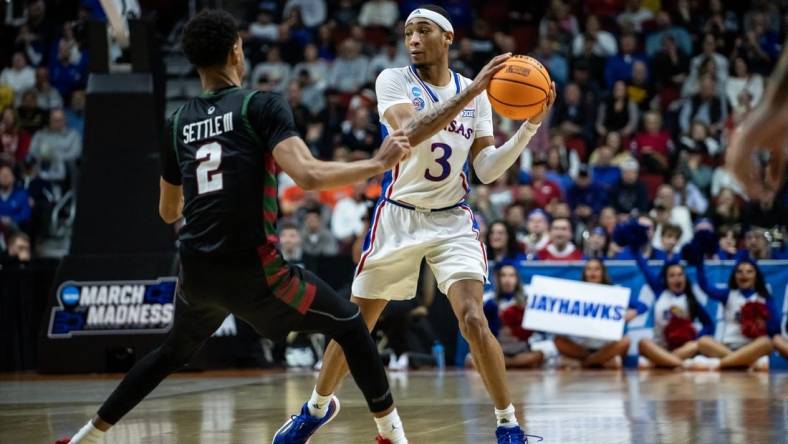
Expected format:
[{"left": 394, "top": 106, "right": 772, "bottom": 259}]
[
  {"left": 224, "top": 0, "right": 788, "bottom": 272},
  {"left": 2, "top": 1, "right": 787, "bottom": 369},
  {"left": 2, "top": 0, "right": 786, "bottom": 266},
  {"left": 1, "top": 0, "right": 90, "bottom": 263},
  {"left": 226, "top": 0, "right": 787, "bottom": 369}
]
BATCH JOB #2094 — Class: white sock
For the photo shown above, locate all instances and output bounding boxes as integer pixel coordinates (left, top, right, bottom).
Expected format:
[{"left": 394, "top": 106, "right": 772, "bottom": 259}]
[
  {"left": 70, "top": 419, "right": 104, "bottom": 444},
  {"left": 374, "top": 408, "right": 407, "bottom": 443},
  {"left": 495, "top": 404, "right": 518, "bottom": 428},
  {"left": 307, "top": 387, "right": 333, "bottom": 418}
]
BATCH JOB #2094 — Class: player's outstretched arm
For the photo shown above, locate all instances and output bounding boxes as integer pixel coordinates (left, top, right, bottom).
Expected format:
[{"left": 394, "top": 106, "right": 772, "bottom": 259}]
[
  {"left": 470, "top": 81, "right": 557, "bottom": 184},
  {"left": 273, "top": 130, "right": 411, "bottom": 190},
  {"left": 159, "top": 178, "right": 183, "bottom": 224},
  {"left": 726, "top": 40, "right": 788, "bottom": 201},
  {"left": 384, "top": 53, "right": 511, "bottom": 146}
]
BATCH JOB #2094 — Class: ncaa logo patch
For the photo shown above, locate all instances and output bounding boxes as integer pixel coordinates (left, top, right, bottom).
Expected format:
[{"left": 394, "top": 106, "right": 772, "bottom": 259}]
[
  {"left": 412, "top": 97, "right": 425, "bottom": 111},
  {"left": 60, "top": 286, "right": 80, "bottom": 307},
  {"left": 411, "top": 86, "right": 422, "bottom": 97},
  {"left": 462, "top": 109, "right": 475, "bottom": 118}
]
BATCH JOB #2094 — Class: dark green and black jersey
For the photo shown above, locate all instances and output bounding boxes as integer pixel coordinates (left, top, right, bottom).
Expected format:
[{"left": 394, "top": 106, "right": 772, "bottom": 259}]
[{"left": 161, "top": 86, "right": 297, "bottom": 254}]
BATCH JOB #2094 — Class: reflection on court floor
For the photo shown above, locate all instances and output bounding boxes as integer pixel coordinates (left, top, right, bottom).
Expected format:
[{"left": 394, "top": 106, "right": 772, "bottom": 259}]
[{"left": 1, "top": 370, "right": 786, "bottom": 443}]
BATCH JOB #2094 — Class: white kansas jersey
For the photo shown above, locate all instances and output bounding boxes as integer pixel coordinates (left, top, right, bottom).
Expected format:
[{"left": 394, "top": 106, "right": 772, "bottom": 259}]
[{"left": 375, "top": 66, "right": 493, "bottom": 209}]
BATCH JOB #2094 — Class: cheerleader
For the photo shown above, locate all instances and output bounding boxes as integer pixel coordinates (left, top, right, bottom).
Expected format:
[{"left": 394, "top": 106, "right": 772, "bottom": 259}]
[
  {"left": 693, "top": 258, "right": 777, "bottom": 369},
  {"left": 482, "top": 264, "right": 544, "bottom": 368},
  {"left": 775, "top": 321, "right": 788, "bottom": 358},
  {"left": 553, "top": 259, "right": 641, "bottom": 368},
  {"left": 633, "top": 247, "right": 714, "bottom": 368}
]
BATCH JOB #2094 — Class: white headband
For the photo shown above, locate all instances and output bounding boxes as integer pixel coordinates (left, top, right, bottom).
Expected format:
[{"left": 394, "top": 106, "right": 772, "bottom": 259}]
[{"left": 406, "top": 8, "right": 454, "bottom": 33}]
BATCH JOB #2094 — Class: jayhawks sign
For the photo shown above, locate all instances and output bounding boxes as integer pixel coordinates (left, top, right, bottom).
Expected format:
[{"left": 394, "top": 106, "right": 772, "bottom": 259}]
[
  {"left": 48, "top": 278, "right": 177, "bottom": 338},
  {"left": 524, "top": 275, "right": 631, "bottom": 341}
]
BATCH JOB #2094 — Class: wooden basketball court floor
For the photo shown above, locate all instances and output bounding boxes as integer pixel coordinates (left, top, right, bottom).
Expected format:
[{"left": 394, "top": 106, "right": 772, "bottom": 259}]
[{"left": 1, "top": 369, "right": 786, "bottom": 444}]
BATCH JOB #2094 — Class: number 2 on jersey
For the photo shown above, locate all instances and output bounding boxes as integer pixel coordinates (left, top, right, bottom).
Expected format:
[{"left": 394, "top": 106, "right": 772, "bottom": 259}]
[
  {"left": 424, "top": 143, "right": 452, "bottom": 181},
  {"left": 196, "top": 142, "right": 223, "bottom": 194}
]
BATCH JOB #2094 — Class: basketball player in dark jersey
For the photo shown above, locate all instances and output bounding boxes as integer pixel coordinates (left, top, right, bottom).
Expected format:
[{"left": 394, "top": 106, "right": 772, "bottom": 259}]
[{"left": 58, "top": 10, "right": 411, "bottom": 444}]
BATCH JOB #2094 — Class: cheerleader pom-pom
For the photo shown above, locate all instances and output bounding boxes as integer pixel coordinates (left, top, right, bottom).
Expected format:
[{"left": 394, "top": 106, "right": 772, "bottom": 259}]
[
  {"left": 740, "top": 301, "right": 770, "bottom": 339},
  {"left": 681, "top": 241, "right": 703, "bottom": 266},
  {"left": 664, "top": 315, "right": 697, "bottom": 349},
  {"left": 612, "top": 221, "right": 649, "bottom": 248},
  {"left": 693, "top": 228, "right": 717, "bottom": 256}
]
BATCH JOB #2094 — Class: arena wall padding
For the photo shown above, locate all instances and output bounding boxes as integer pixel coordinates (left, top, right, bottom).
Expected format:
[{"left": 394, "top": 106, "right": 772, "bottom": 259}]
[{"left": 70, "top": 73, "right": 175, "bottom": 255}]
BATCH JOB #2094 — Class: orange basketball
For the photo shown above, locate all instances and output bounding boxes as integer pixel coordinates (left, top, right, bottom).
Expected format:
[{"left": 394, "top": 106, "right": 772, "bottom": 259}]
[{"left": 487, "top": 55, "right": 551, "bottom": 121}]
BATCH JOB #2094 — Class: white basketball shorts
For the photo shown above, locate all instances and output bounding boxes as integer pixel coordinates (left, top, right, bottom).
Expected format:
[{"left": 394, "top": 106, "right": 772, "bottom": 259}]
[{"left": 352, "top": 201, "right": 488, "bottom": 300}]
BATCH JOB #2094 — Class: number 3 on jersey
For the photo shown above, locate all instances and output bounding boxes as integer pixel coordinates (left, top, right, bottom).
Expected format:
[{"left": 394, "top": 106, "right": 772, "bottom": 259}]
[
  {"left": 196, "top": 141, "right": 223, "bottom": 194},
  {"left": 425, "top": 142, "right": 452, "bottom": 181}
]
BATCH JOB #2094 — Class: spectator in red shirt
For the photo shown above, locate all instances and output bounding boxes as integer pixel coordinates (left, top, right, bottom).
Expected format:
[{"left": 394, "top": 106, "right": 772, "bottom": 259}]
[
  {"left": 634, "top": 111, "right": 672, "bottom": 175},
  {"left": 530, "top": 158, "right": 562, "bottom": 208},
  {"left": 537, "top": 217, "right": 584, "bottom": 261},
  {"left": 0, "top": 108, "right": 31, "bottom": 165}
]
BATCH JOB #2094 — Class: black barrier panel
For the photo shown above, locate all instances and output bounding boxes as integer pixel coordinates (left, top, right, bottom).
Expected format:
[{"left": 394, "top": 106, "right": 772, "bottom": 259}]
[
  {"left": 0, "top": 260, "right": 59, "bottom": 371},
  {"left": 70, "top": 73, "right": 174, "bottom": 256},
  {"left": 37, "top": 253, "right": 181, "bottom": 373}
]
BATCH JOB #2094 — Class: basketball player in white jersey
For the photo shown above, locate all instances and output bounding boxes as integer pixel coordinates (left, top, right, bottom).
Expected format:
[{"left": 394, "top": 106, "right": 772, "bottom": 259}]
[{"left": 274, "top": 5, "right": 555, "bottom": 444}]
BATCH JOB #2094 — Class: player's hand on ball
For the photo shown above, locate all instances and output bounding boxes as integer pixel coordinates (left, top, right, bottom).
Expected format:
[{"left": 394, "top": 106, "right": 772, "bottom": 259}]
[
  {"left": 470, "top": 53, "right": 512, "bottom": 95},
  {"left": 528, "top": 81, "right": 556, "bottom": 125},
  {"left": 375, "top": 129, "right": 411, "bottom": 169}
]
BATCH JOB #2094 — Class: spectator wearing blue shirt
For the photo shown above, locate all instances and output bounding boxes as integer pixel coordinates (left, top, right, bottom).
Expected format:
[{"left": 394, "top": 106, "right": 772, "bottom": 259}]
[
  {"left": 0, "top": 165, "right": 31, "bottom": 231},
  {"left": 590, "top": 145, "right": 621, "bottom": 190},
  {"left": 545, "top": 147, "right": 574, "bottom": 196},
  {"left": 744, "top": 227, "right": 785, "bottom": 260},
  {"left": 535, "top": 38, "right": 569, "bottom": 87},
  {"left": 486, "top": 221, "right": 526, "bottom": 265},
  {"left": 653, "top": 223, "right": 682, "bottom": 262},
  {"left": 567, "top": 166, "right": 606, "bottom": 217},
  {"left": 715, "top": 226, "right": 743, "bottom": 260},
  {"left": 64, "top": 90, "right": 85, "bottom": 137},
  {"left": 645, "top": 12, "right": 692, "bottom": 57},
  {"left": 604, "top": 33, "right": 647, "bottom": 88},
  {"left": 48, "top": 39, "right": 86, "bottom": 101}
]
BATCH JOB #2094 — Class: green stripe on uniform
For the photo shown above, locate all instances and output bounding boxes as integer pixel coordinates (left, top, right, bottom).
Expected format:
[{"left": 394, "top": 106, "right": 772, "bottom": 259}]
[
  {"left": 241, "top": 91, "right": 263, "bottom": 146},
  {"left": 264, "top": 221, "right": 276, "bottom": 236},
  {"left": 288, "top": 281, "right": 307, "bottom": 309},
  {"left": 171, "top": 107, "right": 183, "bottom": 163}
]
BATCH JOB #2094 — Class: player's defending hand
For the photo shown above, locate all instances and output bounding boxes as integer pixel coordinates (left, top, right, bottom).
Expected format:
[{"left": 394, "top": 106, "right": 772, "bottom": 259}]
[
  {"left": 374, "top": 129, "right": 412, "bottom": 170},
  {"left": 528, "top": 81, "right": 557, "bottom": 124},
  {"left": 469, "top": 53, "right": 512, "bottom": 95}
]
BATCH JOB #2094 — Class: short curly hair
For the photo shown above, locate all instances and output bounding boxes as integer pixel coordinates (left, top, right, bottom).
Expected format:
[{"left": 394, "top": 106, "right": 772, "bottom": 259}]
[{"left": 182, "top": 9, "right": 239, "bottom": 68}]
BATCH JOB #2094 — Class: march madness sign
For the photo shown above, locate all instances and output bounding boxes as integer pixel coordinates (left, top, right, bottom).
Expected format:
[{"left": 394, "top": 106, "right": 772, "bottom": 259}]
[{"left": 48, "top": 278, "right": 177, "bottom": 338}]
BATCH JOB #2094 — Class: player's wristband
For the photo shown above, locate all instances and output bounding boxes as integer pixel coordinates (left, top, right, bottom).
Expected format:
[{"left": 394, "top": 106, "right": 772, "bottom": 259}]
[{"left": 472, "top": 121, "right": 540, "bottom": 184}]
